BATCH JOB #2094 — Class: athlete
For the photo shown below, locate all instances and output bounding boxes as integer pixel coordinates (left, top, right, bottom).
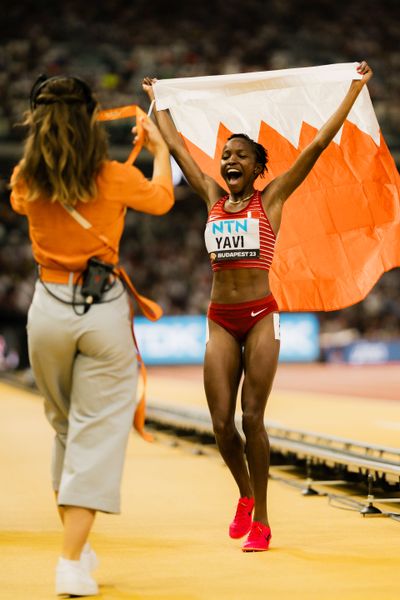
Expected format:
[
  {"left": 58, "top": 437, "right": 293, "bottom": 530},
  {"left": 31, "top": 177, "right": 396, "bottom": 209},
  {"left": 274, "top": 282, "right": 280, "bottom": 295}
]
[
  {"left": 10, "top": 74, "right": 174, "bottom": 595},
  {"left": 143, "top": 61, "right": 373, "bottom": 551}
]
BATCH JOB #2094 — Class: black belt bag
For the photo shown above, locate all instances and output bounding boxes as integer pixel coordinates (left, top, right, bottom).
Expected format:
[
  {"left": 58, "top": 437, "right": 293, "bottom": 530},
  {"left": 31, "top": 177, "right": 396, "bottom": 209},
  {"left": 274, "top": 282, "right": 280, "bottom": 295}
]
[{"left": 80, "top": 257, "right": 116, "bottom": 306}]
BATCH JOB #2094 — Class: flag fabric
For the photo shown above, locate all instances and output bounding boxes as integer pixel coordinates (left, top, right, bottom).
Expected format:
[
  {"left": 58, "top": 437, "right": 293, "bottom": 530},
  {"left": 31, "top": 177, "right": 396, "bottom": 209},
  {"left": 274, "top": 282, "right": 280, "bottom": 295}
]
[{"left": 154, "top": 63, "right": 400, "bottom": 312}]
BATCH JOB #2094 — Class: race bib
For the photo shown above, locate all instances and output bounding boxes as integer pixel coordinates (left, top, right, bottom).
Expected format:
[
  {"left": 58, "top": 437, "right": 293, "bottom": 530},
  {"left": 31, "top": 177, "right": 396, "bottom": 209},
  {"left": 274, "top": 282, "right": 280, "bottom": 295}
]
[{"left": 205, "top": 216, "right": 260, "bottom": 262}]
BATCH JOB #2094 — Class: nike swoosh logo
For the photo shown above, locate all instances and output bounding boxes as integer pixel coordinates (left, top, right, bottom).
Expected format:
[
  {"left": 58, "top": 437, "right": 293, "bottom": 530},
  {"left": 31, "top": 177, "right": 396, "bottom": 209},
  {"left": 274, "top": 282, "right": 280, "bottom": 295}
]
[{"left": 251, "top": 308, "right": 268, "bottom": 317}]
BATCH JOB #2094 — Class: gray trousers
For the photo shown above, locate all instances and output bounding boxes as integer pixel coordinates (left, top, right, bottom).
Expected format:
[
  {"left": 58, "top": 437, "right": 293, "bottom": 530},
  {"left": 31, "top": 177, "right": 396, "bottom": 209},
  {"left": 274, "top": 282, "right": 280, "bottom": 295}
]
[{"left": 27, "top": 279, "right": 138, "bottom": 513}]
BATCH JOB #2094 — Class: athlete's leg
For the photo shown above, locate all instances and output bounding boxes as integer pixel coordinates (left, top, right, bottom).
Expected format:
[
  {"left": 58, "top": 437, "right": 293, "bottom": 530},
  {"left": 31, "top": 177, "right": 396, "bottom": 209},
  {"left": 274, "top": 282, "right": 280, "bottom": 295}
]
[
  {"left": 241, "top": 313, "right": 280, "bottom": 525},
  {"left": 204, "top": 319, "right": 252, "bottom": 498}
]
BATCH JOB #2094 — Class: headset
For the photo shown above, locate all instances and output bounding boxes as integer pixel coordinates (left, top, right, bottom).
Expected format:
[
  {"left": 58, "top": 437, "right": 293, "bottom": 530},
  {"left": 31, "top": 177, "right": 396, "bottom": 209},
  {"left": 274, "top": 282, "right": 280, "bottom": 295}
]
[{"left": 29, "top": 74, "right": 96, "bottom": 113}]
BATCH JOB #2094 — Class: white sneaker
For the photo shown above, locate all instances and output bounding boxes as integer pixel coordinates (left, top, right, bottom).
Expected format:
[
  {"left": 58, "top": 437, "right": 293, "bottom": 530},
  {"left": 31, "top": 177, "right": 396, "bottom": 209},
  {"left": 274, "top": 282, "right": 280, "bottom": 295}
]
[
  {"left": 80, "top": 543, "right": 99, "bottom": 572},
  {"left": 55, "top": 557, "right": 98, "bottom": 596}
]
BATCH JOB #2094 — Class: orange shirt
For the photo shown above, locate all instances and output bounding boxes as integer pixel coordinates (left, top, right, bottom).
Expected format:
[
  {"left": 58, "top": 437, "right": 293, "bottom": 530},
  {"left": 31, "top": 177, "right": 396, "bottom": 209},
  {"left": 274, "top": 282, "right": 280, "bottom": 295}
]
[{"left": 10, "top": 160, "right": 174, "bottom": 280}]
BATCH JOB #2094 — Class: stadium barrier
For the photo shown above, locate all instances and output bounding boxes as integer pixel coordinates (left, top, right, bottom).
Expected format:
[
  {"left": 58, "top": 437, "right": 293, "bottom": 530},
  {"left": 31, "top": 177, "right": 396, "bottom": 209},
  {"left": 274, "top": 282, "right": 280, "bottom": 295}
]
[
  {"left": 134, "top": 313, "right": 320, "bottom": 365},
  {"left": 323, "top": 340, "right": 400, "bottom": 364}
]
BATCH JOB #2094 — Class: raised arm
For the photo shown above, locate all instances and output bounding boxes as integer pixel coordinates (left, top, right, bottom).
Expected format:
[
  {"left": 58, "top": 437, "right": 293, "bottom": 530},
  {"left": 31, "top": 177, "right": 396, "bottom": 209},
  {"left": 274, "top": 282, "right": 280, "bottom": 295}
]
[
  {"left": 128, "top": 116, "right": 174, "bottom": 215},
  {"left": 264, "top": 61, "right": 373, "bottom": 210},
  {"left": 138, "top": 116, "right": 172, "bottom": 183},
  {"left": 142, "top": 78, "right": 222, "bottom": 209}
]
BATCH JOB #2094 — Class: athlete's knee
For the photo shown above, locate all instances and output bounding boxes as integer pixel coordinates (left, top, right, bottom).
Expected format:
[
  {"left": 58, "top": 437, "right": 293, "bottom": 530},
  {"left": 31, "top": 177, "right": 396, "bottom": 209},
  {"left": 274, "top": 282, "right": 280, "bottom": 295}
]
[
  {"left": 211, "top": 416, "right": 237, "bottom": 440},
  {"left": 242, "top": 410, "right": 266, "bottom": 437}
]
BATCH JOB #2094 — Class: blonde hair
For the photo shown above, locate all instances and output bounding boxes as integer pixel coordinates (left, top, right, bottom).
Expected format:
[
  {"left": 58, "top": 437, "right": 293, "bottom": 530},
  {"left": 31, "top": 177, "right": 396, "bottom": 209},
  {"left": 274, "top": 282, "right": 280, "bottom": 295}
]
[{"left": 13, "top": 77, "right": 109, "bottom": 206}]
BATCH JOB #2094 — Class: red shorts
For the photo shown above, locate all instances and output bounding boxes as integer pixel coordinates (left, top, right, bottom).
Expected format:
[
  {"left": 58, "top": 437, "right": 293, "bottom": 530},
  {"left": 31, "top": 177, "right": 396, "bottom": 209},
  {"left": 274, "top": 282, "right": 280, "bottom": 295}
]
[{"left": 207, "top": 293, "right": 279, "bottom": 343}]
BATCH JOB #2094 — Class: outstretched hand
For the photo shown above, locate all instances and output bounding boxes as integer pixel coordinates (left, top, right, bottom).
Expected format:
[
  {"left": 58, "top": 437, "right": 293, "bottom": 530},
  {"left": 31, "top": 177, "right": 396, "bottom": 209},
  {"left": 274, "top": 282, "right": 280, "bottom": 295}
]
[
  {"left": 356, "top": 61, "right": 373, "bottom": 84},
  {"left": 142, "top": 77, "right": 157, "bottom": 101}
]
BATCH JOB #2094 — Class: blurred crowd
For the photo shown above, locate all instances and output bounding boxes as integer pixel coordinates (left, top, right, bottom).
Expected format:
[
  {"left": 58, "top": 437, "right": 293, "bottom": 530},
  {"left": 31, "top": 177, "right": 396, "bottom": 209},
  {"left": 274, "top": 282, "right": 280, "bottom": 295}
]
[
  {"left": 0, "top": 0, "right": 399, "bottom": 367},
  {"left": 1, "top": 0, "right": 399, "bottom": 151}
]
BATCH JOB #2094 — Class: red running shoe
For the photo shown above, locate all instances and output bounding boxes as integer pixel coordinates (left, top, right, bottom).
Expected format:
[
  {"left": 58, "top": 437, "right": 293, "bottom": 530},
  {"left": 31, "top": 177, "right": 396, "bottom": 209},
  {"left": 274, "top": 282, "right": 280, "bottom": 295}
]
[
  {"left": 242, "top": 521, "right": 272, "bottom": 552},
  {"left": 229, "top": 496, "right": 255, "bottom": 539}
]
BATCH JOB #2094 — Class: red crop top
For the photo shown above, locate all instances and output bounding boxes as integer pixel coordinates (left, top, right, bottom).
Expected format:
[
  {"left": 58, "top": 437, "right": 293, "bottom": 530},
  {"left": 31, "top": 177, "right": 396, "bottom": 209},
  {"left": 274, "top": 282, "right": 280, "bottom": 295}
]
[{"left": 204, "top": 191, "right": 276, "bottom": 272}]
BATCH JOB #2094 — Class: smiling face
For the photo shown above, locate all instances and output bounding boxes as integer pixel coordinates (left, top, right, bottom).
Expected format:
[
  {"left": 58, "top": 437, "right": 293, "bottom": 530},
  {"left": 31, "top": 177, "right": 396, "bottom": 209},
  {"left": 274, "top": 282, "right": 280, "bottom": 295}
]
[{"left": 220, "top": 137, "right": 260, "bottom": 194}]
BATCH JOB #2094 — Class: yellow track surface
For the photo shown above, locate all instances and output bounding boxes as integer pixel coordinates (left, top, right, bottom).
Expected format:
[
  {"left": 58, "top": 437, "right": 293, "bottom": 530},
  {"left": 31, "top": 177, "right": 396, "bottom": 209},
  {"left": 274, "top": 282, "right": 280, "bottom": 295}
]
[
  {"left": 146, "top": 364, "right": 400, "bottom": 447},
  {"left": 1, "top": 372, "right": 400, "bottom": 600}
]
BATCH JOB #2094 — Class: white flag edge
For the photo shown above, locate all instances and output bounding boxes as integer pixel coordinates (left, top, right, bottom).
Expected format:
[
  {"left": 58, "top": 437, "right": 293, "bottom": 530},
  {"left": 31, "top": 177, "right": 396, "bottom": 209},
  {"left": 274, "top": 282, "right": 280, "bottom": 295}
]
[{"left": 153, "top": 63, "right": 380, "bottom": 155}]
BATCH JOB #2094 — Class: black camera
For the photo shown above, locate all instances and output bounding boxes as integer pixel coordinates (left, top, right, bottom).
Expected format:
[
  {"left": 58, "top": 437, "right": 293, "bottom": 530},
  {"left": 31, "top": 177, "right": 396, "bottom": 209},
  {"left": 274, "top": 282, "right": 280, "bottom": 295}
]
[{"left": 81, "top": 257, "right": 116, "bottom": 306}]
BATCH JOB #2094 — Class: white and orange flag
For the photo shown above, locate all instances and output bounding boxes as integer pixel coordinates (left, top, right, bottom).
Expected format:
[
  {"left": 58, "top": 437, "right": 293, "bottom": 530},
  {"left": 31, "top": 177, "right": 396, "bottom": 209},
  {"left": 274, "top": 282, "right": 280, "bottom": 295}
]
[{"left": 154, "top": 63, "right": 400, "bottom": 312}]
